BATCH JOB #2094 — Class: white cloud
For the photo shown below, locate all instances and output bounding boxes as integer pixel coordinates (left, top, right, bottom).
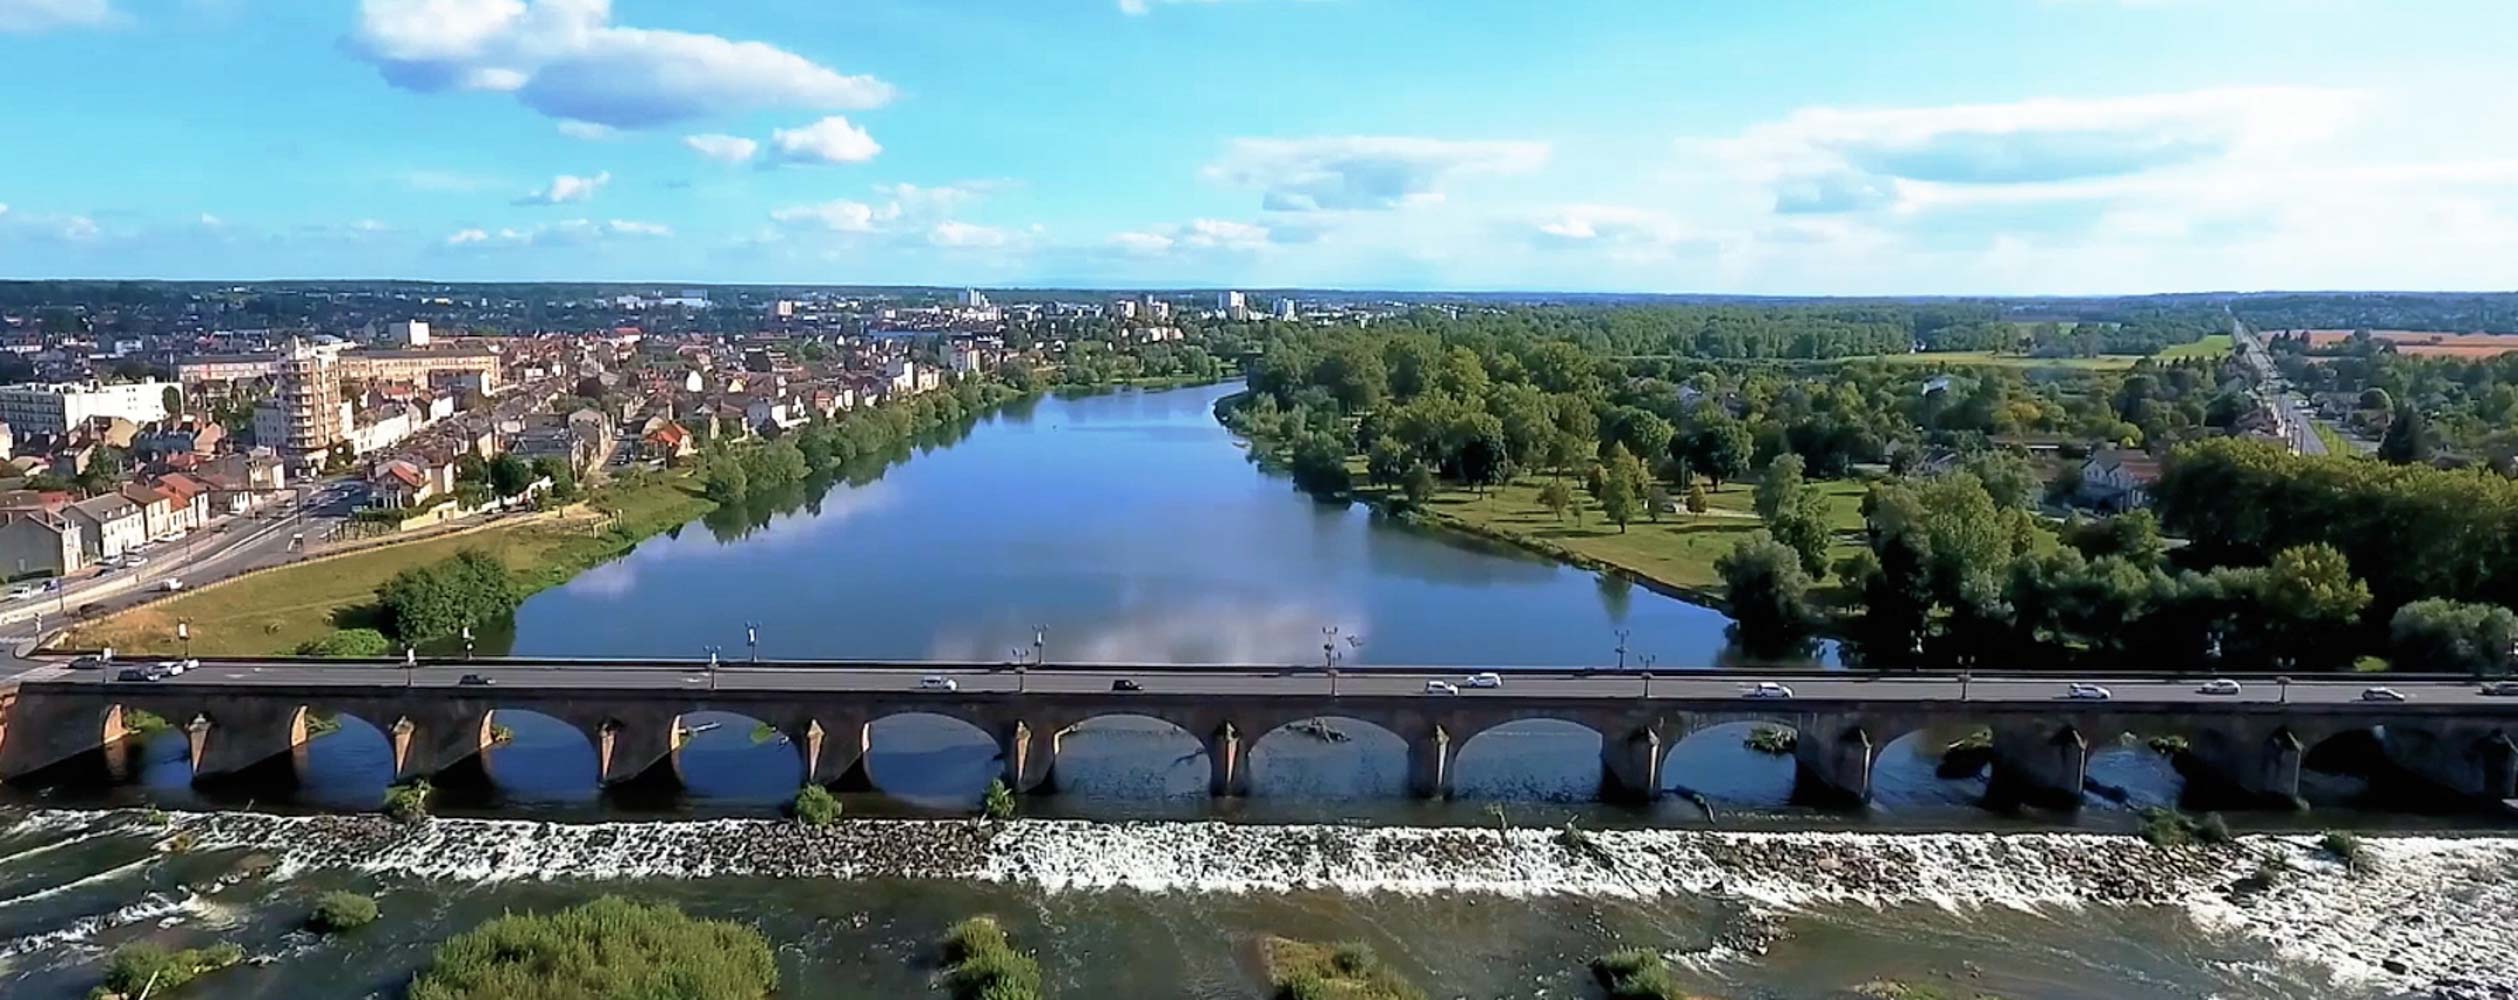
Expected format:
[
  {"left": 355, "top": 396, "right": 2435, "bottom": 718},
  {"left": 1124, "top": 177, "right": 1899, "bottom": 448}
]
[
  {"left": 197, "top": 213, "right": 224, "bottom": 227},
  {"left": 606, "top": 218, "right": 670, "bottom": 236},
  {"left": 516, "top": 170, "right": 610, "bottom": 205},
  {"left": 1205, "top": 136, "right": 1550, "bottom": 212},
  {"left": 0, "top": 0, "right": 115, "bottom": 33},
  {"left": 444, "top": 227, "right": 492, "bottom": 246},
  {"left": 769, "top": 116, "right": 881, "bottom": 165},
  {"left": 347, "top": 0, "right": 895, "bottom": 128},
  {"left": 59, "top": 215, "right": 100, "bottom": 241},
  {"left": 556, "top": 119, "right": 619, "bottom": 140},
  {"left": 768, "top": 198, "right": 890, "bottom": 233},
  {"left": 1107, "top": 217, "right": 1284, "bottom": 255},
  {"left": 442, "top": 216, "right": 670, "bottom": 248},
  {"left": 928, "top": 221, "right": 1010, "bottom": 248},
  {"left": 1117, "top": 0, "right": 1309, "bottom": 15},
  {"left": 1531, "top": 205, "right": 1690, "bottom": 247},
  {"left": 682, "top": 132, "right": 758, "bottom": 164}
]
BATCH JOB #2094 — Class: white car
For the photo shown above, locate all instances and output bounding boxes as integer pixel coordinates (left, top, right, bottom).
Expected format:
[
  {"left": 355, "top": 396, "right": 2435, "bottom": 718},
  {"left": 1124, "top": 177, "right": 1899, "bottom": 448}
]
[
  {"left": 2196, "top": 679, "right": 2243, "bottom": 696},
  {"left": 159, "top": 578, "right": 186, "bottom": 592},
  {"left": 2360, "top": 686, "right": 2408, "bottom": 703},
  {"left": 157, "top": 659, "right": 187, "bottom": 676},
  {"left": 1424, "top": 680, "right": 1461, "bottom": 695},
  {"left": 6, "top": 584, "right": 41, "bottom": 601},
  {"left": 917, "top": 675, "right": 959, "bottom": 692},
  {"left": 1744, "top": 681, "right": 1795, "bottom": 699},
  {"left": 2481, "top": 681, "right": 2518, "bottom": 697},
  {"left": 1465, "top": 672, "right": 1503, "bottom": 689},
  {"left": 2066, "top": 683, "right": 2113, "bottom": 701}
]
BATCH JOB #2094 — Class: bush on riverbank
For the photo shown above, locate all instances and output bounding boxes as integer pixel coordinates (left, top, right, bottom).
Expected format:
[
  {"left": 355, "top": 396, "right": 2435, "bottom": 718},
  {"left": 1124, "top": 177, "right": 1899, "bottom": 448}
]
[
  {"left": 120, "top": 709, "right": 171, "bottom": 737},
  {"left": 983, "top": 779, "right": 1018, "bottom": 820},
  {"left": 2136, "top": 807, "right": 2233, "bottom": 848},
  {"left": 295, "top": 628, "right": 394, "bottom": 657},
  {"left": 94, "top": 941, "right": 243, "bottom": 998},
  {"left": 408, "top": 896, "right": 775, "bottom": 1000},
  {"left": 2320, "top": 830, "right": 2370, "bottom": 871},
  {"left": 791, "top": 785, "right": 841, "bottom": 826},
  {"left": 383, "top": 779, "right": 431, "bottom": 823},
  {"left": 377, "top": 549, "right": 520, "bottom": 644},
  {"left": 941, "top": 916, "right": 1042, "bottom": 1000},
  {"left": 1743, "top": 725, "right": 1797, "bottom": 755},
  {"left": 1264, "top": 938, "right": 1424, "bottom": 1000},
  {"left": 1591, "top": 948, "right": 1701, "bottom": 999},
  {"left": 307, "top": 891, "right": 380, "bottom": 933}
]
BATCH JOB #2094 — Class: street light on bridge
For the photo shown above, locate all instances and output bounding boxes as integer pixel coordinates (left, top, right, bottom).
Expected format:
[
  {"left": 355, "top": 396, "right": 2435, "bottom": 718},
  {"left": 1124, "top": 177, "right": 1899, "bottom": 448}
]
[
  {"left": 1638, "top": 653, "right": 1656, "bottom": 699},
  {"left": 1614, "top": 629, "right": 1630, "bottom": 671},
  {"left": 746, "top": 622, "right": 760, "bottom": 664},
  {"left": 1322, "top": 625, "right": 1343, "bottom": 697},
  {"left": 177, "top": 619, "right": 191, "bottom": 662},
  {"left": 706, "top": 645, "right": 723, "bottom": 692}
]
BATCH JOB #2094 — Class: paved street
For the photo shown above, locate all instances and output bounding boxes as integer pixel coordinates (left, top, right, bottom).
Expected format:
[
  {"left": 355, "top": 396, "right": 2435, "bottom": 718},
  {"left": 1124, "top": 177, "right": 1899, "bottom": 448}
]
[{"left": 24, "top": 659, "right": 2515, "bottom": 708}]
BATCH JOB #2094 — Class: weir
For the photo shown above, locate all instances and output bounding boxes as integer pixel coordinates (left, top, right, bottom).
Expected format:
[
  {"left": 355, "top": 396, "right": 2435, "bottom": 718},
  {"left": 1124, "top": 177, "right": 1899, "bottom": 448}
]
[{"left": 2, "top": 673, "right": 2513, "bottom": 815}]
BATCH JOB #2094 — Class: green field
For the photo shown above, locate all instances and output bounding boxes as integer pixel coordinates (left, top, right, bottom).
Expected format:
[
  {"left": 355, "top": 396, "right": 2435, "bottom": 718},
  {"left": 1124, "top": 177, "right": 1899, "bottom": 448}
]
[
  {"left": 1847, "top": 333, "right": 2230, "bottom": 372},
  {"left": 2157, "top": 334, "right": 2235, "bottom": 360},
  {"left": 1387, "top": 472, "right": 1868, "bottom": 603},
  {"left": 67, "top": 473, "right": 716, "bottom": 656}
]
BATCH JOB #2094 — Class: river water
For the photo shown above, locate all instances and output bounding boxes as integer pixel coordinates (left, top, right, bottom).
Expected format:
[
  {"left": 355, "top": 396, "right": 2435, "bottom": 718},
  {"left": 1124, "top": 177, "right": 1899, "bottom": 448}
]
[{"left": 3, "top": 382, "right": 2513, "bottom": 997}]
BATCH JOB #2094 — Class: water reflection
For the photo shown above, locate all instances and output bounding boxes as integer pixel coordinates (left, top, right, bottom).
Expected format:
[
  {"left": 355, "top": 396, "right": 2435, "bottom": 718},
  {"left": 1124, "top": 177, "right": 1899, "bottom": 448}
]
[
  {"left": 480, "top": 710, "right": 597, "bottom": 804},
  {"left": 1051, "top": 716, "right": 1208, "bottom": 800},
  {"left": 1247, "top": 716, "right": 1407, "bottom": 800},
  {"left": 674, "top": 710, "right": 802, "bottom": 806},
  {"left": 863, "top": 714, "right": 998, "bottom": 809},
  {"left": 1662, "top": 722, "right": 1796, "bottom": 806},
  {"left": 1452, "top": 720, "right": 1603, "bottom": 802}
]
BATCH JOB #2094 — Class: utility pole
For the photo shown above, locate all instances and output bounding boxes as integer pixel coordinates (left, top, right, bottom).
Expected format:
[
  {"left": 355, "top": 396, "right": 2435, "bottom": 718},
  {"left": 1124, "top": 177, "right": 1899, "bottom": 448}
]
[
  {"left": 746, "top": 621, "right": 760, "bottom": 664},
  {"left": 1614, "top": 628, "right": 1630, "bottom": 671},
  {"left": 706, "top": 645, "right": 722, "bottom": 692},
  {"left": 461, "top": 624, "right": 474, "bottom": 661},
  {"left": 1638, "top": 653, "right": 1656, "bottom": 699},
  {"left": 1322, "top": 625, "right": 1341, "bottom": 697}
]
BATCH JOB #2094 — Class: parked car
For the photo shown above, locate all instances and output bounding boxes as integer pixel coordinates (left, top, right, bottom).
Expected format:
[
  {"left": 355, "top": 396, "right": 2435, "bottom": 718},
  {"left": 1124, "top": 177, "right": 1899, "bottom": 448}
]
[
  {"left": 458, "top": 673, "right": 495, "bottom": 686},
  {"left": 6, "top": 584, "right": 42, "bottom": 601},
  {"left": 1424, "top": 680, "right": 1461, "bottom": 695},
  {"left": 2066, "top": 683, "right": 2113, "bottom": 701},
  {"left": 157, "top": 660, "right": 188, "bottom": 677},
  {"left": 68, "top": 656, "right": 106, "bottom": 670},
  {"left": 116, "top": 668, "right": 153, "bottom": 683},
  {"left": 2482, "top": 680, "right": 2518, "bottom": 697},
  {"left": 159, "top": 578, "right": 185, "bottom": 592},
  {"left": 1744, "top": 681, "right": 1795, "bottom": 699},
  {"left": 2196, "top": 679, "right": 2243, "bottom": 696},
  {"left": 1466, "top": 672, "right": 1503, "bottom": 689},
  {"left": 918, "top": 675, "right": 959, "bottom": 692},
  {"left": 2360, "top": 686, "right": 2409, "bottom": 703},
  {"left": 1110, "top": 678, "right": 1143, "bottom": 692}
]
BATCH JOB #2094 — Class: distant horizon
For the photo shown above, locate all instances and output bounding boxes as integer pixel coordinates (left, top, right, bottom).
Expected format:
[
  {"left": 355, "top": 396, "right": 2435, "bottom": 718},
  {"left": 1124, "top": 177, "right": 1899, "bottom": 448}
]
[{"left": 2, "top": 2, "right": 2512, "bottom": 293}]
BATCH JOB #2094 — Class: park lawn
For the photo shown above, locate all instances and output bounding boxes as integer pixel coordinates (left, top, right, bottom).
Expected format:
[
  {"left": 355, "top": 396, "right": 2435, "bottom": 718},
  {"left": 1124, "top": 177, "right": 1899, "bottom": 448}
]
[
  {"left": 1848, "top": 350, "right": 2140, "bottom": 372},
  {"left": 64, "top": 473, "right": 714, "bottom": 657},
  {"left": 1404, "top": 473, "right": 1868, "bottom": 601},
  {"left": 2156, "top": 334, "right": 2234, "bottom": 360}
]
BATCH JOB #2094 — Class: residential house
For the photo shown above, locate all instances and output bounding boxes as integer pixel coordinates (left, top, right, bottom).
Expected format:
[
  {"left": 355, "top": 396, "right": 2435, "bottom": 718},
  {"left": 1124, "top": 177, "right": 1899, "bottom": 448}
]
[
  {"left": 154, "top": 474, "right": 212, "bottom": 533},
  {"left": 119, "top": 482, "right": 180, "bottom": 540},
  {"left": 63, "top": 493, "right": 146, "bottom": 560},
  {"left": 371, "top": 458, "right": 456, "bottom": 509},
  {"left": 642, "top": 421, "right": 695, "bottom": 462},
  {"left": 2077, "top": 448, "right": 2163, "bottom": 512},
  {"left": 0, "top": 510, "right": 82, "bottom": 578}
]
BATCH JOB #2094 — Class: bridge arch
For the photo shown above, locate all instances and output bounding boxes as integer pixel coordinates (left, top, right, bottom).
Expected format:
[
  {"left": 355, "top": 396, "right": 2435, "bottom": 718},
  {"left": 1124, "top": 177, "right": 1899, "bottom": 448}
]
[
  {"left": 1048, "top": 713, "right": 1210, "bottom": 801},
  {"left": 1246, "top": 714, "right": 1408, "bottom": 801},
  {"left": 1451, "top": 718, "right": 1605, "bottom": 802},
  {"left": 291, "top": 708, "right": 397, "bottom": 811},
  {"left": 673, "top": 710, "right": 804, "bottom": 805},
  {"left": 1868, "top": 723, "right": 1992, "bottom": 811},
  {"left": 479, "top": 708, "right": 598, "bottom": 803},
  {"left": 1662, "top": 719, "right": 1801, "bottom": 806},
  {"left": 863, "top": 712, "right": 1001, "bottom": 809}
]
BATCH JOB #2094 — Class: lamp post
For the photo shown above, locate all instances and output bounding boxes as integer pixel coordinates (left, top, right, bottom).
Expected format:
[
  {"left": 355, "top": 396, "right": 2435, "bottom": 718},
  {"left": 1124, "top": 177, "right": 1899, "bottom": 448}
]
[
  {"left": 2277, "top": 675, "right": 2292, "bottom": 705},
  {"left": 177, "top": 619, "right": 191, "bottom": 662},
  {"left": 1638, "top": 653, "right": 1657, "bottom": 699},
  {"left": 403, "top": 646, "right": 417, "bottom": 689},
  {"left": 706, "top": 645, "right": 722, "bottom": 692},
  {"left": 746, "top": 622, "right": 760, "bottom": 664},
  {"left": 461, "top": 624, "right": 474, "bottom": 661},
  {"left": 1322, "top": 625, "right": 1342, "bottom": 697},
  {"left": 1959, "top": 669, "right": 1972, "bottom": 702}
]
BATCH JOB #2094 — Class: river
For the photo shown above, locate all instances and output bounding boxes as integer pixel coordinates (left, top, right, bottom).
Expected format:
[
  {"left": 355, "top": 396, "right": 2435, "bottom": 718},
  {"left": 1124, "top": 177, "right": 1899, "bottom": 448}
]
[{"left": 2, "top": 381, "right": 2512, "bottom": 998}]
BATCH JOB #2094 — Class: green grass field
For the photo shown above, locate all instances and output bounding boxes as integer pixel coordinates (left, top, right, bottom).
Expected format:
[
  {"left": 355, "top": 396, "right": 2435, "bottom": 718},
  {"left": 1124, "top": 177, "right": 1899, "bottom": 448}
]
[
  {"left": 1395, "top": 472, "right": 1868, "bottom": 602},
  {"left": 67, "top": 473, "right": 715, "bottom": 656},
  {"left": 2157, "top": 334, "right": 2234, "bottom": 360},
  {"left": 1846, "top": 334, "right": 2229, "bottom": 372}
]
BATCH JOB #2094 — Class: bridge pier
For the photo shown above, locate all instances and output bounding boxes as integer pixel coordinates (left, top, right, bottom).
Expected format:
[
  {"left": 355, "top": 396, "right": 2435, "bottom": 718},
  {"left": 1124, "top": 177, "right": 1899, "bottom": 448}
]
[
  {"left": 2377, "top": 728, "right": 2518, "bottom": 805},
  {"left": 595, "top": 715, "right": 683, "bottom": 789},
  {"left": 2186, "top": 729, "right": 2306, "bottom": 809},
  {"left": 185, "top": 705, "right": 309, "bottom": 783},
  {"left": 1209, "top": 722, "right": 1244, "bottom": 798},
  {"left": 1600, "top": 726, "right": 1663, "bottom": 802},
  {"left": 799, "top": 719, "right": 872, "bottom": 789},
  {"left": 0, "top": 698, "right": 122, "bottom": 781},
  {"left": 1001, "top": 720, "right": 1056, "bottom": 794},
  {"left": 1793, "top": 725, "right": 1874, "bottom": 807},
  {"left": 1988, "top": 725, "right": 2087, "bottom": 810},
  {"left": 1408, "top": 726, "right": 1454, "bottom": 800}
]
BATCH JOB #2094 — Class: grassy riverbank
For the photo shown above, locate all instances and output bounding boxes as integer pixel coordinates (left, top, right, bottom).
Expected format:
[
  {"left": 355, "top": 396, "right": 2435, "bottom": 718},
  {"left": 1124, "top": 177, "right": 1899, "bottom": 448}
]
[
  {"left": 62, "top": 470, "right": 716, "bottom": 656},
  {"left": 1360, "top": 468, "right": 1866, "bottom": 607}
]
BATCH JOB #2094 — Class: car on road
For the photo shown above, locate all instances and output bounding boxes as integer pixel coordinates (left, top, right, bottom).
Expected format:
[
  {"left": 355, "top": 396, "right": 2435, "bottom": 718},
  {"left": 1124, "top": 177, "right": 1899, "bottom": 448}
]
[
  {"left": 6, "top": 584, "right": 41, "bottom": 601},
  {"left": 159, "top": 578, "right": 185, "bottom": 592},
  {"left": 1424, "top": 680, "right": 1461, "bottom": 695},
  {"left": 75, "top": 602, "right": 102, "bottom": 618},
  {"left": 116, "top": 668, "right": 154, "bottom": 682},
  {"left": 2066, "top": 683, "right": 2113, "bottom": 701},
  {"left": 458, "top": 673, "right": 495, "bottom": 686},
  {"left": 2360, "top": 686, "right": 2409, "bottom": 702},
  {"left": 918, "top": 675, "right": 959, "bottom": 692},
  {"left": 1110, "top": 678, "right": 1143, "bottom": 692},
  {"left": 2196, "top": 679, "right": 2243, "bottom": 696},
  {"left": 69, "top": 655, "right": 107, "bottom": 670},
  {"left": 157, "top": 659, "right": 189, "bottom": 677},
  {"left": 2482, "top": 681, "right": 2518, "bottom": 697},
  {"left": 1743, "top": 681, "right": 1794, "bottom": 699},
  {"left": 1465, "top": 671, "right": 1503, "bottom": 689}
]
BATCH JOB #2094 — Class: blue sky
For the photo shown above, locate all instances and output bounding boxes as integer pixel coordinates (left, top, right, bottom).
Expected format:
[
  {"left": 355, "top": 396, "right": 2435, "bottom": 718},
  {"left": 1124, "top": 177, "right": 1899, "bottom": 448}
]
[{"left": 1, "top": 0, "right": 2514, "bottom": 293}]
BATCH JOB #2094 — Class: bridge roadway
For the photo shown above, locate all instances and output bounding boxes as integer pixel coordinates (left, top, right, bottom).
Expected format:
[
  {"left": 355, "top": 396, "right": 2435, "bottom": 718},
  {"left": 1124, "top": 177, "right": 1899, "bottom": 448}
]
[{"left": 2, "top": 659, "right": 2514, "bottom": 811}]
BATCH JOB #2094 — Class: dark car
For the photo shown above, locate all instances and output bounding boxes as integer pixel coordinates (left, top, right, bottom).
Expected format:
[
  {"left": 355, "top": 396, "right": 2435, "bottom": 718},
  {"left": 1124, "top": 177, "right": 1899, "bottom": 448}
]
[
  {"left": 116, "top": 668, "right": 153, "bottom": 682},
  {"left": 1111, "top": 678, "right": 1143, "bottom": 692},
  {"left": 458, "top": 673, "right": 495, "bottom": 686}
]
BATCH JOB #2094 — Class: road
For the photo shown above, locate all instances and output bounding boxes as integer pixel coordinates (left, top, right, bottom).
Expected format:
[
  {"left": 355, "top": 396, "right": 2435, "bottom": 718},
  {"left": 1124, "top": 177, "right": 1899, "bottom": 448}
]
[
  {"left": 2229, "top": 317, "right": 2328, "bottom": 457},
  {"left": 23, "top": 660, "right": 2516, "bottom": 708}
]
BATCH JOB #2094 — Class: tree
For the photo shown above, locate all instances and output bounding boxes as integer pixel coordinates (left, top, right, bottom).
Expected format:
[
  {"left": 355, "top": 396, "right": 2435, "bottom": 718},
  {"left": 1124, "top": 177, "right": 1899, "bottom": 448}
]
[
  {"left": 532, "top": 457, "right": 578, "bottom": 503},
  {"left": 378, "top": 550, "right": 520, "bottom": 643},
  {"left": 1595, "top": 445, "right": 1646, "bottom": 533},
  {"left": 1766, "top": 485, "right": 1832, "bottom": 578},
  {"left": 456, "top": 453, "right": 489, "bottom": 484},
  {"left": 1718, "top": 532, "right": 1816, "bottom": 655},
  {"left": 487, "top": 454, "right": 533, "bottom": 498},
  {"left": 1963, "top": 450, "right": 2038, "bottom": 510},
  {"left": 1687, "top": 416, "right": 1753, "bottom": 489},
  {"left": 2390, "top": 599, "right": 2518, "bottom": 676},
  {"left": 701, "top": 455, "right": 749, "bottom": 503},
  {"left": 2378, "top": 402, "right": 2434, "bottom": 465},
  {"left": 1401, "top": 463, "right": 1438, "bottom": 507},
  {"left": 1365, "top": 437, "right": 1413, "bottom": 488},
  {"left": 1684, "top": 482, "right": 1709, "bottom": 514},
  {"left": 1538, "top": 478, "right": 1575, "bottom": 522},
  {"left": 1287, "top": 432, "right": 1353, "bottom": 497},
  {"left": 1644, "top": 482, "right": 1672, "bottom": 522},
  {"left": 2063, "top": 510, "right": 2168, "bottom": 568},
  {"left": 161, "top": 385, "right": 183, "bottom": 417},
  {"left": 1754, "top": 452, "right": 1805, "bottom": 522}
]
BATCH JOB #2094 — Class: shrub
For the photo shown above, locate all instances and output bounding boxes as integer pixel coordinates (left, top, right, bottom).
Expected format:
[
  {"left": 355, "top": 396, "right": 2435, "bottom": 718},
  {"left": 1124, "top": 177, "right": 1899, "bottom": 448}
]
[
  {"left": 121, "top": 709, "right": 172, "bottom": 736},
  {"left": 2137, "top": 808, "right": 2235, "bottom": 848},
  {"left": 383, "top": 779, "right": 431, "bottom": 823},
  {"left": 2319, "top": 830, "right": 2370, "bottom": 871},
  {"left": 377, "top": 549, "right": 521, "bottom": 643},
  {"left": 1743, "top": 725, "right": 1797, "bottom": 755},
  {"left": 982, "top": 779, "right": 1017, "bottom": 821},
  {"left": 308, "top": 891, "right": 380, "bottom": 933},
  {"left": 98, "top": 941, "right": 244, "bottom": 997},
  {"left": 1591, "top": 947, "right": 1694, "bottom": 999},
  {"left": 296, "top": 628, "right": 393, "bottom": 658},
  {"left": 941, "top": 916, "right": 1040, "bottom": 1000},
  {"left": 408, "top": 897, "right": 775, "bottom": 1000},
  {"left": 1263, "top": 938, "right": 1423, "bottom": 1000},
  {"left": 791, "top": 785, "right": 842, "bottom": 827}
]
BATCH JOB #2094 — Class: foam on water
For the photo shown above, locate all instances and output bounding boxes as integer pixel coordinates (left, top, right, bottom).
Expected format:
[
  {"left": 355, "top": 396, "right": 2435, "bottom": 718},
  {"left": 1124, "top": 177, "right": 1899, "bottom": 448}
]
[{"left": 6, "top": 808, "right": 2511, "bottom": 997}]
